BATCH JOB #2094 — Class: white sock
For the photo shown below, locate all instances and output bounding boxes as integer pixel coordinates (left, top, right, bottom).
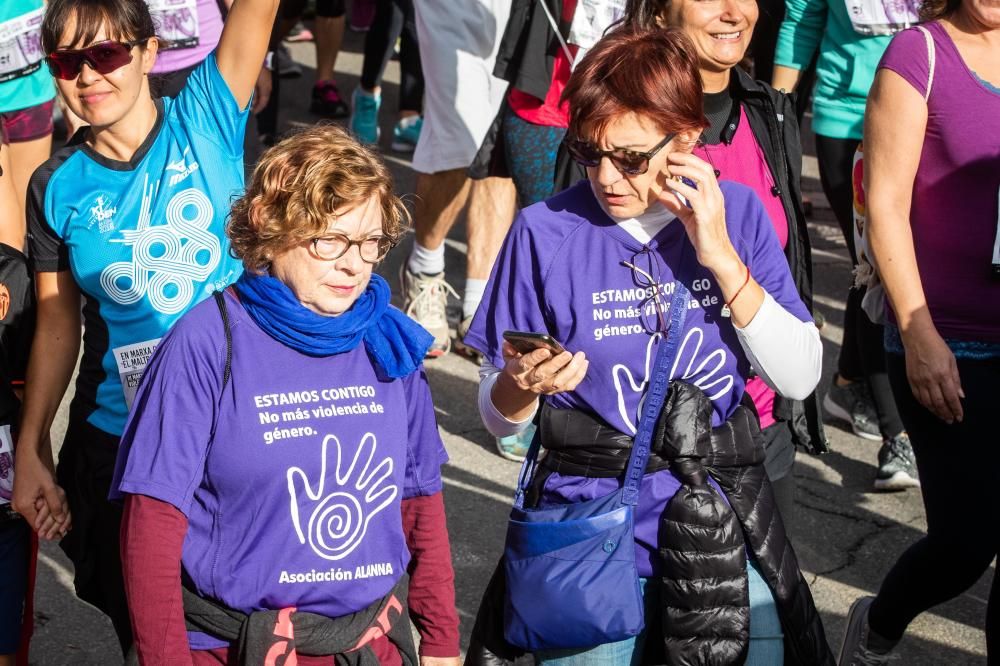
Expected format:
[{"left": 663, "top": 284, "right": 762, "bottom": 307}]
[
  {"left": 408, "top": 241, "right": 445, "bottom": 275},
  {"left": 463, "top": 278, "right": 488, "bottom": 320}
]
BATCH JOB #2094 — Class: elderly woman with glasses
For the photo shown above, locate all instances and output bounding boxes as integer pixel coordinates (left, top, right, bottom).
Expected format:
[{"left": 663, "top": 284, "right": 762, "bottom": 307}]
[
  {"left": 464, "top": 26, "right": 832, "bottom": 666},
  {"left": 110, "top": 125, "right": 461, "bottom": 665}
]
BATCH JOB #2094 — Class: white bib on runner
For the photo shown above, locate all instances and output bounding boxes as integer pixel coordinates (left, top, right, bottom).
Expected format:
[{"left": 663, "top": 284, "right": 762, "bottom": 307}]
[
  {"left": 568, "top": 0, "right": 625, "bottom": 50},
  {"left": 0, "top": 8, "right": 45, "bottom": 84},
  {"left": 114, "top": 337, "right": 163, "bottom": 409},
  {"left": 844, "top": 0, "right": 919, "bottom": 36},
  {"left": 147, "top": 0, "right": 200, "bottom": 51}
]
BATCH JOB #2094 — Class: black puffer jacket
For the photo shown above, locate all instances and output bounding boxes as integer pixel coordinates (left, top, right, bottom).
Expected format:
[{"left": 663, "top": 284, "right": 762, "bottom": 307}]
[
  {"left": 465, "top": 384, "right": 834, "bottom": 665},
  {"left": 655, "top": 383, "right": 833, "bottom": 665}
]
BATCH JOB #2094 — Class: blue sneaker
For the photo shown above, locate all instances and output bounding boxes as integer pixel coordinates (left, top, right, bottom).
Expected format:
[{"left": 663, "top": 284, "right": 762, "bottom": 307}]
[
  {"left": 350, "top": 88, "right": 381, "bottom": 145},
  {"left": 391, "top": 116, "right": 422, "bottom": 152},
  {"left": 496, "top": 423, "right": 535, "bottom": 462}
]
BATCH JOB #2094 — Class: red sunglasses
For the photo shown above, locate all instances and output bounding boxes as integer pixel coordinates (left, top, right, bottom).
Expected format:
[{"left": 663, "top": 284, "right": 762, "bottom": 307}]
[{"left": 46, "top": 39, "right": 147, "bottom": 80}]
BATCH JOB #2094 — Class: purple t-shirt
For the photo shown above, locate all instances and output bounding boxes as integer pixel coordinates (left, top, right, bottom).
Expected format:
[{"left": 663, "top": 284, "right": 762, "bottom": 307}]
[
  {"left": 464, "top": 181, "right": 810, "bottom": 575},
  {"left": 150, "top": 0, "right": 224, "bottom": 74},
  {"left": 113, "top": 291, "right": 448, "bottom": 649},
  {"left": 879, "top": 22, "right": 1000, "bottom": 343}
]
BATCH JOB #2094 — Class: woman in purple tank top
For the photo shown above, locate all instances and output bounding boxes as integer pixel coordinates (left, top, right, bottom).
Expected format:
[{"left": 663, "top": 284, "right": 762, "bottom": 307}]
[{"left": 838, "top": 0, "right": 1000, "bottom": 661}]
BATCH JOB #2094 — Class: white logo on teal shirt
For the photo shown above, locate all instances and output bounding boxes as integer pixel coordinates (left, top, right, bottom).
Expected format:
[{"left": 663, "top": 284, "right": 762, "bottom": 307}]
[
  {"left": 287, "top": 433, "right": 399, "bottom": 561},
  {"left": 89, "top": 195, "right": 117, "bottom": 233},
  {"left": 99, "top": 175, "right": 221, "bottom": 314},
  {"left": 165, "top": 146, "right": 200, "bottom": 187}
]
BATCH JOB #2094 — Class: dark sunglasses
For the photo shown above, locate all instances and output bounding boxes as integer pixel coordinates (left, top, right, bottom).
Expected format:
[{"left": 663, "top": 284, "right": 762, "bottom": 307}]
[
  {"left": 46, "top": 39, "right": 147, "bottom": 80},
  {"left": 565, "top": 132, "right": 677, "bottom": 176}
]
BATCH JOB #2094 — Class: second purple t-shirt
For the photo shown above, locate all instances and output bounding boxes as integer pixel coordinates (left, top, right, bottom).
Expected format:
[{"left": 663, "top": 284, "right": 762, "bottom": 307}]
[{"left": 464, "top": 181, "right": 810, "bottom": 575}]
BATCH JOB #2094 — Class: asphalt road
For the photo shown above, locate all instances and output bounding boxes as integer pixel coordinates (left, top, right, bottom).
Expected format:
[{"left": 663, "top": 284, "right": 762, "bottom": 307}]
[{"left": 24, "top": 27, "right": 992, "bottom": 665}]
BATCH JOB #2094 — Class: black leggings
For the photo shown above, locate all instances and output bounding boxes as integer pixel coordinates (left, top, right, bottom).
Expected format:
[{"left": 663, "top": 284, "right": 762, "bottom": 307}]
[
  {"left": 869, "top": 354, "right": 1000, "bottom": 660},
  {"left": 815, "top": 134, "right": 904, "bottom": 439},
  {"left": 360, "top": 0, "right": 423, "bottom": 112},
  {"left": 57, "top": 413, "right": 131, "bottom": 656}
]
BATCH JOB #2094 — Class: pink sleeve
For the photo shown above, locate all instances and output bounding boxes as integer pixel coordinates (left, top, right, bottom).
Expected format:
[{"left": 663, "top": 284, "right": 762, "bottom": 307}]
[
  {"left": 877, "top": 25, "right": 933, "bottom": 97},
  {"left": 121, "top": 494, "right": 194, "bottom": 664},
  {"left": 401, "top": 492, "right": 461, "bottom": 658}
]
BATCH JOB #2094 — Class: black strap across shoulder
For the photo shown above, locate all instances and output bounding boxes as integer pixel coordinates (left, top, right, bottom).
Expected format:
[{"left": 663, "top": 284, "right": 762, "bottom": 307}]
[{"left": 212, "top": 290, "right": 232, "bottom": 392}]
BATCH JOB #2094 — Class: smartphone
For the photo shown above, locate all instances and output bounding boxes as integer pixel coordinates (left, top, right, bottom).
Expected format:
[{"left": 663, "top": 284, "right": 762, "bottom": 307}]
[
  {"left": 502, "top": 330, "right": 566, "bottom": 355},
  {"left": 676, "top": 176, "right": 697, "bottom": 209}
]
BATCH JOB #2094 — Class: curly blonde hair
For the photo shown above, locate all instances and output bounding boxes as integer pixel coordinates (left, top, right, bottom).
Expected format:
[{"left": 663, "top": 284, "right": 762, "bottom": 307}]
[{"left": 228, "top": 125, "right": 409, "bottom": 273}]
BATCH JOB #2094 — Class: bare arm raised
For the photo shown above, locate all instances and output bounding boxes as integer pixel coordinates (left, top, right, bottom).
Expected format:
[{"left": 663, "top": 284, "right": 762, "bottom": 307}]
[{"left": 214, "top": 0, "right": 281, "bottom": 110}]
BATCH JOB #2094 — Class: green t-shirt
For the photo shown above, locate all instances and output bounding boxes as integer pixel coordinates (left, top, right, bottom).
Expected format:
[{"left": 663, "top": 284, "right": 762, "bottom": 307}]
[
  {"left": 0, "top": 0, "right": 56, "bottom": 114},
  {"left": 775, "top": 0, "right": 891, "bottom": 139}
]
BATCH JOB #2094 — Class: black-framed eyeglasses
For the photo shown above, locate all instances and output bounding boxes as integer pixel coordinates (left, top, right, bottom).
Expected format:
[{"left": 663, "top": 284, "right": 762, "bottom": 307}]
[
  {"left": 564, "top": 132, "right": 677, "bottom": 176},
  {"left": 310, "top": 233, "right": 397, "bottom": 264},
  {"left": 622, "top": 248, "right": 669, "bottom": 334}
]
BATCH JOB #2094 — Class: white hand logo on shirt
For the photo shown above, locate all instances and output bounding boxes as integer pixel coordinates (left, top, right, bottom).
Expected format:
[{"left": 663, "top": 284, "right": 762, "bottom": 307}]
[
  {"left": 287, "top": 433, "right": 398, "bottom": 561},
  {"left": 613, "top": 328, "right": 734, "bottom": 434}
]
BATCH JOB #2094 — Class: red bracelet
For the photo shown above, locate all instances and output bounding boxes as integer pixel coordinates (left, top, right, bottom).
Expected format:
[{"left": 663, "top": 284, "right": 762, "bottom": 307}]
[{"left": 724, "top": 264, "right": 751, "bottom": 312}]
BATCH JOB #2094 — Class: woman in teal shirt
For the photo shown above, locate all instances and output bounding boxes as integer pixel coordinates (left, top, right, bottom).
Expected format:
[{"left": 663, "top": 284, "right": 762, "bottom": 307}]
[{"left": 773, "top": 0, "right": 918, "bottom": 492}]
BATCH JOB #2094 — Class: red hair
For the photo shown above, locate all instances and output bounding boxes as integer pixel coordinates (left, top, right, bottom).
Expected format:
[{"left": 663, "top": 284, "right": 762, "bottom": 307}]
[{"left": 563, "top": 26, "right": 707, "bottom": 143}]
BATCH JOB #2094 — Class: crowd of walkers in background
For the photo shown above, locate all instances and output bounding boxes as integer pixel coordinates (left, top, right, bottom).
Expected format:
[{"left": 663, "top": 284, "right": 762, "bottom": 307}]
[{"left": 0, "top": 0, "right": 997, "bottom": 663}]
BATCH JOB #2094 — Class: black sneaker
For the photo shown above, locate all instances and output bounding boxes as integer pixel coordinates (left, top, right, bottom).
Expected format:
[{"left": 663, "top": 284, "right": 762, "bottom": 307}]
[
  {"left": 823, "top": 376, "right": 881, "bottom": 441},
  {"left": 838, "top": 597, "right": 899, "bottom": 665},
  {"left": 874, "top": 432, "right": 920, "bottom": 491},
  {"left": 310, "top": 80, "right": 350, "bottom": 118}
]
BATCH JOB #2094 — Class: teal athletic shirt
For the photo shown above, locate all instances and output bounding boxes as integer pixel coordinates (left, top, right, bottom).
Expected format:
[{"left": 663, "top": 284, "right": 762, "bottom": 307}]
[{"left": 27, "top": 54, "right": 246, "bottom": 436}]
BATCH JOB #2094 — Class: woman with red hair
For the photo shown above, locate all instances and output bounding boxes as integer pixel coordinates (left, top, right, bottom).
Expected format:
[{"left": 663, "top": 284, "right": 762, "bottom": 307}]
[{"left": 464, "top": 26, "right": 832, "bottom": 666}]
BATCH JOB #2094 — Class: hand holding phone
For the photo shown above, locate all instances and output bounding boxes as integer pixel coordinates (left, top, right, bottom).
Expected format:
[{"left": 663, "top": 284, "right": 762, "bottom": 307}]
[
  {"left": 494, "top": 331, "right": 588, "bottom": 405},
  {"left": 502, "top": 330, "right": 566, "bottom": 355}
]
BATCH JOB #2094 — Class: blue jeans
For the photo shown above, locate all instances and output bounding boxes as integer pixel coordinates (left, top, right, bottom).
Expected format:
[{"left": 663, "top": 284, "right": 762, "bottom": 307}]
[{"left": 535, "top": 560, "right": 783, "bottom": 665}]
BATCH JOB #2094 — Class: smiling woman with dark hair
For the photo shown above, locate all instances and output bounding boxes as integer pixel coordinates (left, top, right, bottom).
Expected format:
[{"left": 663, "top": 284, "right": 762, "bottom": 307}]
[
  {"left": 11, "top": 0, "right": 280, "bottom": 654},
  {"left": 464, "top": 25, "right": 832, "bottom": 666}
]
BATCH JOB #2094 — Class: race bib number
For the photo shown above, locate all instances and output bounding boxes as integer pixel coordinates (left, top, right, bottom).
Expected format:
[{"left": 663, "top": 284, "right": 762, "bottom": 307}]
[
  {"left": 568, "top": 0, "right": 625, "bottom": 50},
  {"left": 0, "top": 425, "right": 14, "bottom": 505},
  {"left": 114, "top": 338, "right": 162, "bottom": 409},
  {"left": 0, "top": 8, "right": 45, "bottom": 84},
  {"left": 844, "top": 0, "right": 919, "bottom": 35},
  {"left": 147, "top": 0, "right": 200, "bottom": 51}
]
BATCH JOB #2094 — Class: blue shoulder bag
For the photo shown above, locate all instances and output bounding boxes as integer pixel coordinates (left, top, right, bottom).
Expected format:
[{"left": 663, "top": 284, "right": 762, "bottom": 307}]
[{"left": 502, "top": 281, "right": 691, "bottom": 651}]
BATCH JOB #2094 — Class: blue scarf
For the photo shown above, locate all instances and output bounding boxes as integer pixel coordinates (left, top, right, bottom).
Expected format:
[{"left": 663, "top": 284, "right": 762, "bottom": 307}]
[{"left": 235, "top": 271, "right": 433, "bottom": 379}]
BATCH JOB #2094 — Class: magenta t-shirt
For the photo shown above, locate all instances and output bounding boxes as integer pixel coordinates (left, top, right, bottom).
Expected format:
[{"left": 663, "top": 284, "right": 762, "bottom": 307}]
[
  {"left": 695, "top": 107, "right": 791, "bottom": 428},
  {"left": 150, "top": 0, "right": 224, "bottom": 75},
  {"left": 878, "top": 22, "right": 1000, "bottom": 343}
]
